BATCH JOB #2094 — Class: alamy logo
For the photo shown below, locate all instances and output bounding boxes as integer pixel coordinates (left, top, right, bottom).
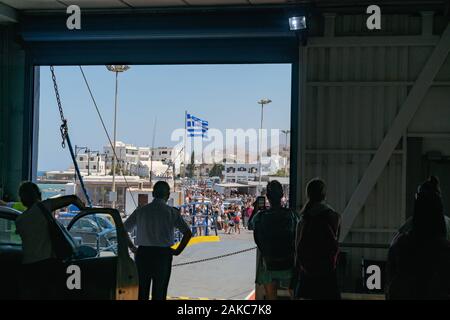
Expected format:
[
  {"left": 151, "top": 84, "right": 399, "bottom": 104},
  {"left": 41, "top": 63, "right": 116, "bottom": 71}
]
[
  {"left": 66, "top": 5, "right": 81, "bottom": 30},
  {"left": 366, "top": 264, "right": 381, "bottom": 290},
  {"left": 366, "top": 5, "right": 381, "bottom": 30},
  {"left": 66, "top": 265, "right": 81, "bottom": 290}
]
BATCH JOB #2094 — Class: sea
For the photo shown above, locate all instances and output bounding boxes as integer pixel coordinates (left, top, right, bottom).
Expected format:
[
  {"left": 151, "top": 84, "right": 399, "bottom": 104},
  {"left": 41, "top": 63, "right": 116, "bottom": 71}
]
[
  {"left": 37, "top": 171, "right": 68, "bottom": 200},
  {"left": 37, "top": 183, "right": 67, "bottom": 200}
]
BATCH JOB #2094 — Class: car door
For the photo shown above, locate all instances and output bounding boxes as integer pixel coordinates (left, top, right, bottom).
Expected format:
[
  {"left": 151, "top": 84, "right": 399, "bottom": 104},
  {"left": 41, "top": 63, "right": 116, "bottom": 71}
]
[
  {"left": 0, "top": 207, "right": 22, "bottom": 300},
  {"left": 65, "top": 208, "right": 138, "bottom": 300}
]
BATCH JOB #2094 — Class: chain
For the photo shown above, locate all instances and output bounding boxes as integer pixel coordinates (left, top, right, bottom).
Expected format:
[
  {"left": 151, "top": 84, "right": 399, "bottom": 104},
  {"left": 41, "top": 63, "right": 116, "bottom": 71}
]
[
  {"left": 172, "top": 246, "right": 257, "bottom": 267},
  {"left": 50, "top": 66, "right": 68, "bottom": 148}
]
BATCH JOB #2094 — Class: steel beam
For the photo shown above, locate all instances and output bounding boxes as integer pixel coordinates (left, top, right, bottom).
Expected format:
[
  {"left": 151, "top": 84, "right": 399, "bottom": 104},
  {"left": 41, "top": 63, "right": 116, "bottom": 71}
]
[
  {"left": 340, "top": 23, "right": 450, "bottom": 241},
  {"left": 0, "top": 3, "right": 17, "bottom": 23},
  {"left": 308, "top": 35, "right": 440, "bottom": 47}
]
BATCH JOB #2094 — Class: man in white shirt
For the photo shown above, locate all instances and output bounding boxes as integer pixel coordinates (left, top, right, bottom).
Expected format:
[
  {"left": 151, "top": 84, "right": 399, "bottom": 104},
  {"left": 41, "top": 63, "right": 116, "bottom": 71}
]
[{"left": 124, "top": 181, "right": 192, "bottom": 300}]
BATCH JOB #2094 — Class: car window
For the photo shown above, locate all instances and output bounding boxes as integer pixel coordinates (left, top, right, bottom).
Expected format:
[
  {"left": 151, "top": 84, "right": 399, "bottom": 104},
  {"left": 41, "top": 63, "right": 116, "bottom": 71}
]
[
  {"left": 97, "top": 216, "right": 113, "bottom": 230},
  {"left": 73, "top": 219, "right": 95, "bottom": 230},
  {"left": 68, "top": 214, "right": 118, "bottom": 257},
  {"left": 0, "top": 217, "right": 22, "bottom": 245}
]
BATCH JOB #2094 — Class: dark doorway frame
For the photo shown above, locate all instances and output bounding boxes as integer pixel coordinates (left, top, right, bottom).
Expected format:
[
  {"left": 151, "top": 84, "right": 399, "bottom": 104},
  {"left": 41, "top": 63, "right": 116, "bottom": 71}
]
[{"left": 19, "top": 6, "right": 302, "bottom": 208}]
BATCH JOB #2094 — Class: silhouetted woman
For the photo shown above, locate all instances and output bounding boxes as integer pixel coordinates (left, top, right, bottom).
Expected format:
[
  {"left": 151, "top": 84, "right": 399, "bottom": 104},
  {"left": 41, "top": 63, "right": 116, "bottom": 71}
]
[
  {"left": 294, "top": 178, "right": 341, "bottom": 300},
  {"left": 387, "top": 176, "right": 450, "bottom": 299}
]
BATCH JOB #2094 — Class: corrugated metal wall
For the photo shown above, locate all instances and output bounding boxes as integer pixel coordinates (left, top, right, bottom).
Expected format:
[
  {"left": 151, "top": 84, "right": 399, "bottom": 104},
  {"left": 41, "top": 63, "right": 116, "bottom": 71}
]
[{"left": 299, "top": 13, "right": 450, "bottom": 291}]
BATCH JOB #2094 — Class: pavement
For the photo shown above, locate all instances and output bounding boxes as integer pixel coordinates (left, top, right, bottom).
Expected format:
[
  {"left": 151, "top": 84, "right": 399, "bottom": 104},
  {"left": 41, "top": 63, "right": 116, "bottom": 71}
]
[{"left": 168, "top": 228, "right": 257, "bottom": 300}]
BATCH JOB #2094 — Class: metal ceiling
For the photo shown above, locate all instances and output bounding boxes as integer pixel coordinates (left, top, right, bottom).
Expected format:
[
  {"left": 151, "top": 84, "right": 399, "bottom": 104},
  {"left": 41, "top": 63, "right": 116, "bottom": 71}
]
[
  {"left": 1, "top": 0, "right": 448, "bottom": 10},
  {"left": 0, "top": 0, "right": 289, "bottom": 10}
]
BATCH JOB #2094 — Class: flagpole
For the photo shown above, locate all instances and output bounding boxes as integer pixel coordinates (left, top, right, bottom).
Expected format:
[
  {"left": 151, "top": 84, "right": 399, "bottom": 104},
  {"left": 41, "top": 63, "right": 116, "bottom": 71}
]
[
  {"left": 183, "top": 110, "right": 187, "bottom": 179},
  {"left": 149, "top": 116, "right": 157, "bottom": 189}
]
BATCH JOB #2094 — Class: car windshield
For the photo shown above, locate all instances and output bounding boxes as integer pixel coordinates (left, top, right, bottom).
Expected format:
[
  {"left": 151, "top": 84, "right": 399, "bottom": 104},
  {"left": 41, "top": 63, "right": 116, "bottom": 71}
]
[{"left": 95, "top": 216, "right": 114, "bottom": 230}]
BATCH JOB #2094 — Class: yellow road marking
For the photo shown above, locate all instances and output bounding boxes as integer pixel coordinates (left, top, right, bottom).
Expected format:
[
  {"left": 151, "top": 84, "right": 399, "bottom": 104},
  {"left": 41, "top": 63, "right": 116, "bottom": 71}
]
[{"left": 172, "top": 235, "right": 220, "bottom": 249}]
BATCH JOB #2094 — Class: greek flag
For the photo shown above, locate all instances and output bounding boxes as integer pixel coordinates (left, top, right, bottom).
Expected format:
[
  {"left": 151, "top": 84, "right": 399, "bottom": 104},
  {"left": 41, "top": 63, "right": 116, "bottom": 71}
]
[{"left": 186, "top": 113, "right": 208, "bottom": 138}]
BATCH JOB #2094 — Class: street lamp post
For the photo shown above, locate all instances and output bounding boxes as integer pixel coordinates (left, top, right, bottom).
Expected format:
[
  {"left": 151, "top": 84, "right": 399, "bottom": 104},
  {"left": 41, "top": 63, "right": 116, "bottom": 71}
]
[
  {"left": 87, "top": 148, "right": 91, "bottom": 176},
  {"left": 87, "top": 150, "right": 100, "bottom": 176},
  {"left": 74, "top": 145, "right": 88, "bottom": 182},
  {"left": 106, "top": 65, "right": 130, "bottom": 209},
  {"left": 104, "top": 154, "right": 108, "bottom": 176},
  {"left": 97, "top": 153, "right": 100, "bottom": 174},
  {"left": 257, "top": 98, "right": 272, "bottom": 195},
  {"left": 281, "top": 129, "right": 290, "bottom": 176}
]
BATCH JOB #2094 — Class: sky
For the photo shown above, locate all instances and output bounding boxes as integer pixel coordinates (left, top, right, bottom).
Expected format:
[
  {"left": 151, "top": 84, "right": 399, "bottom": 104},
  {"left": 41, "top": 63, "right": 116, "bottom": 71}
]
[{"left": 38, "top": 64, "right": 291, "bottom": 171}]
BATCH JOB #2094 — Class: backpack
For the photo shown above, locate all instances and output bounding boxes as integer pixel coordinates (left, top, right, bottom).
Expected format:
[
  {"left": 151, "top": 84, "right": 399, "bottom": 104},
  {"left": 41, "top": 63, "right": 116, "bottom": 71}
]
[{"left": 254, "top": 208, "right": 297, "bottom": 271}]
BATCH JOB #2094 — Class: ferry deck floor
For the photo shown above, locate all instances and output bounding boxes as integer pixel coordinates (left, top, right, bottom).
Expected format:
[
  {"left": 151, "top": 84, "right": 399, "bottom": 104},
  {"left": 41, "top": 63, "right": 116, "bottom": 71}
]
[
  {"left": 168, "top": 229, "right": 257, "bottom": 300},
  {"left": 165, "top": 229, "right": 386, "bottom": 301}
]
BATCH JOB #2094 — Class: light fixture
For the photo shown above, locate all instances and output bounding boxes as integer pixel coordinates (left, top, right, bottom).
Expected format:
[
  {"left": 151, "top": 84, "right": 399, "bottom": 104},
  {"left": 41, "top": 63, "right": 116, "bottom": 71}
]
[
  {"left": 257, "top": 98, "right": 272, "bottom": 105},
  {"left": 106, "top": 65, "right": 130, "bottom": 72},
  {"left": 289, "top": 16, "right": 307, "bottom": 31}
]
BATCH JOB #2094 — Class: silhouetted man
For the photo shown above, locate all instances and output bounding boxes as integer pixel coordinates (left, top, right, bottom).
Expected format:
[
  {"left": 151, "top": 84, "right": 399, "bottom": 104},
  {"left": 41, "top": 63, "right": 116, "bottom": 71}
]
[
  {"left": 124, "top": 181, "right": 192, "bottom": 300},
  {"left": 15, "top": 181, "right": 85, "bottom": 299}
]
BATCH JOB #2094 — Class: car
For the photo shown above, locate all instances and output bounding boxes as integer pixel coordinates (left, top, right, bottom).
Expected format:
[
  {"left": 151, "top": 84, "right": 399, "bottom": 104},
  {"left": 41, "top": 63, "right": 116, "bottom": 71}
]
[
  {"left": 58, "top": 214, "right": 118, "bottom": 254},
  {"left": 0, "top": 205, "right": 138, "bottom": 300}
]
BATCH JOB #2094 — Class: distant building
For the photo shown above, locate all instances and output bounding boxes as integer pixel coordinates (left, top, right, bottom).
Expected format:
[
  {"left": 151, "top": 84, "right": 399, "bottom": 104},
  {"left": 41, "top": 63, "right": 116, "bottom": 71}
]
[
  {"left": 74, "top": 175, "right": 151, "bottom": 214},
  {"left": 222, "top": 163, "right": 259, "bottom": 183},
  {"left": 222, "top": 155, "right": 288, "bottom": 183},
  {"left": 103, "top": 141, "right": 140, "bottom": 164},
  {"left": 38, "top": 170, "right": 76, "bottom": 182},
  {"left": 73, "top": 153, "right": 106, "bottom": 175},
  {"left": 125, "top": 187, "right": 183, "bottom": 216},
  {"left": 151, "top": 147, "right": 173, "bottom": 163},
  {"left": 179, "top": 163, "right": 215, "bottom": 178},
  {"left": 138, "top": 147, "right": 151, "bottom": 162},
  {"left": 72, "top": 142, "right": 175, "bottom": 176},
  {"left": 129, "top": 160, "right": 171, "bottom": 179}
]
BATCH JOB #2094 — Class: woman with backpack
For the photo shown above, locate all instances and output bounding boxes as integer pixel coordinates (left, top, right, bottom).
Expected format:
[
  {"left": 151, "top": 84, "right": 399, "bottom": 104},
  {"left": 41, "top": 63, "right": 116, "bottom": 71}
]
[
  {"left": 386, "top": 176, "right": 450, "bottom": 299},
  {"left": 294, "top": 178, "right": 341, "bottom": 300},
  {"left": 251, "top": 180, "right": 298, "bottom": 300}
]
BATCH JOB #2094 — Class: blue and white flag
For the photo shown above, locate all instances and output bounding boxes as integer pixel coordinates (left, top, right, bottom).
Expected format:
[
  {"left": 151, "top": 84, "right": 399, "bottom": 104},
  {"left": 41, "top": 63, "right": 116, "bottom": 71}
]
[{"left": 186, "top": 113, "right": 208, "bottom": 138}]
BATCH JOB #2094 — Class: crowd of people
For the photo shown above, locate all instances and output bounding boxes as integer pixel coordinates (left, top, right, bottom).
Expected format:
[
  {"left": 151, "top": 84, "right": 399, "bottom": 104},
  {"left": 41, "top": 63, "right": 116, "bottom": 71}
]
[
  {"left": 181, "top": 188, "right": 259, "bottom": 236},
  {"left": 3, "top": 174, "right": 450, "bottom": 300}
]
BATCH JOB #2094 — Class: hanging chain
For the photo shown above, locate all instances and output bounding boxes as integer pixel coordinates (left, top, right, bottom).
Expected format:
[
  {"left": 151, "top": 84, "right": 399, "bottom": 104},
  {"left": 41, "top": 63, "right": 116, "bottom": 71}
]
[
  {"left": 50, "top": 66, "right": 68, "bottom": 148},
  {"left": 172, "top": 246, "right": 257, "bottom": 267}
]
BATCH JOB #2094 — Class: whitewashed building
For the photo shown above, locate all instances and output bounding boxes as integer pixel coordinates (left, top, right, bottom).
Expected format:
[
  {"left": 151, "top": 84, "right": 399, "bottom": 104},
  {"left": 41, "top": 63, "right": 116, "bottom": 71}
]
[
  {"left": 222, "top": 155, "right": 287, "bottom": 183},
  {"left": 151, "top": 147, "right": 173, "bottom": 163},
  {"left": 73, "top": 153, "right": 106, "bottom": 175}
]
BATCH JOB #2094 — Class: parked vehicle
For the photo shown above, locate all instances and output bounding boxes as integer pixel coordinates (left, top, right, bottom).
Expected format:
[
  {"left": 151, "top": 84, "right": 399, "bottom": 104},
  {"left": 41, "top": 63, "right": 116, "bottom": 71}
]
[
  {"left": 57, "top": 213, "right": 118, "bottom": 254},
  {"left": 0, "top": 205, "right": 138, "bottom": 300}
]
